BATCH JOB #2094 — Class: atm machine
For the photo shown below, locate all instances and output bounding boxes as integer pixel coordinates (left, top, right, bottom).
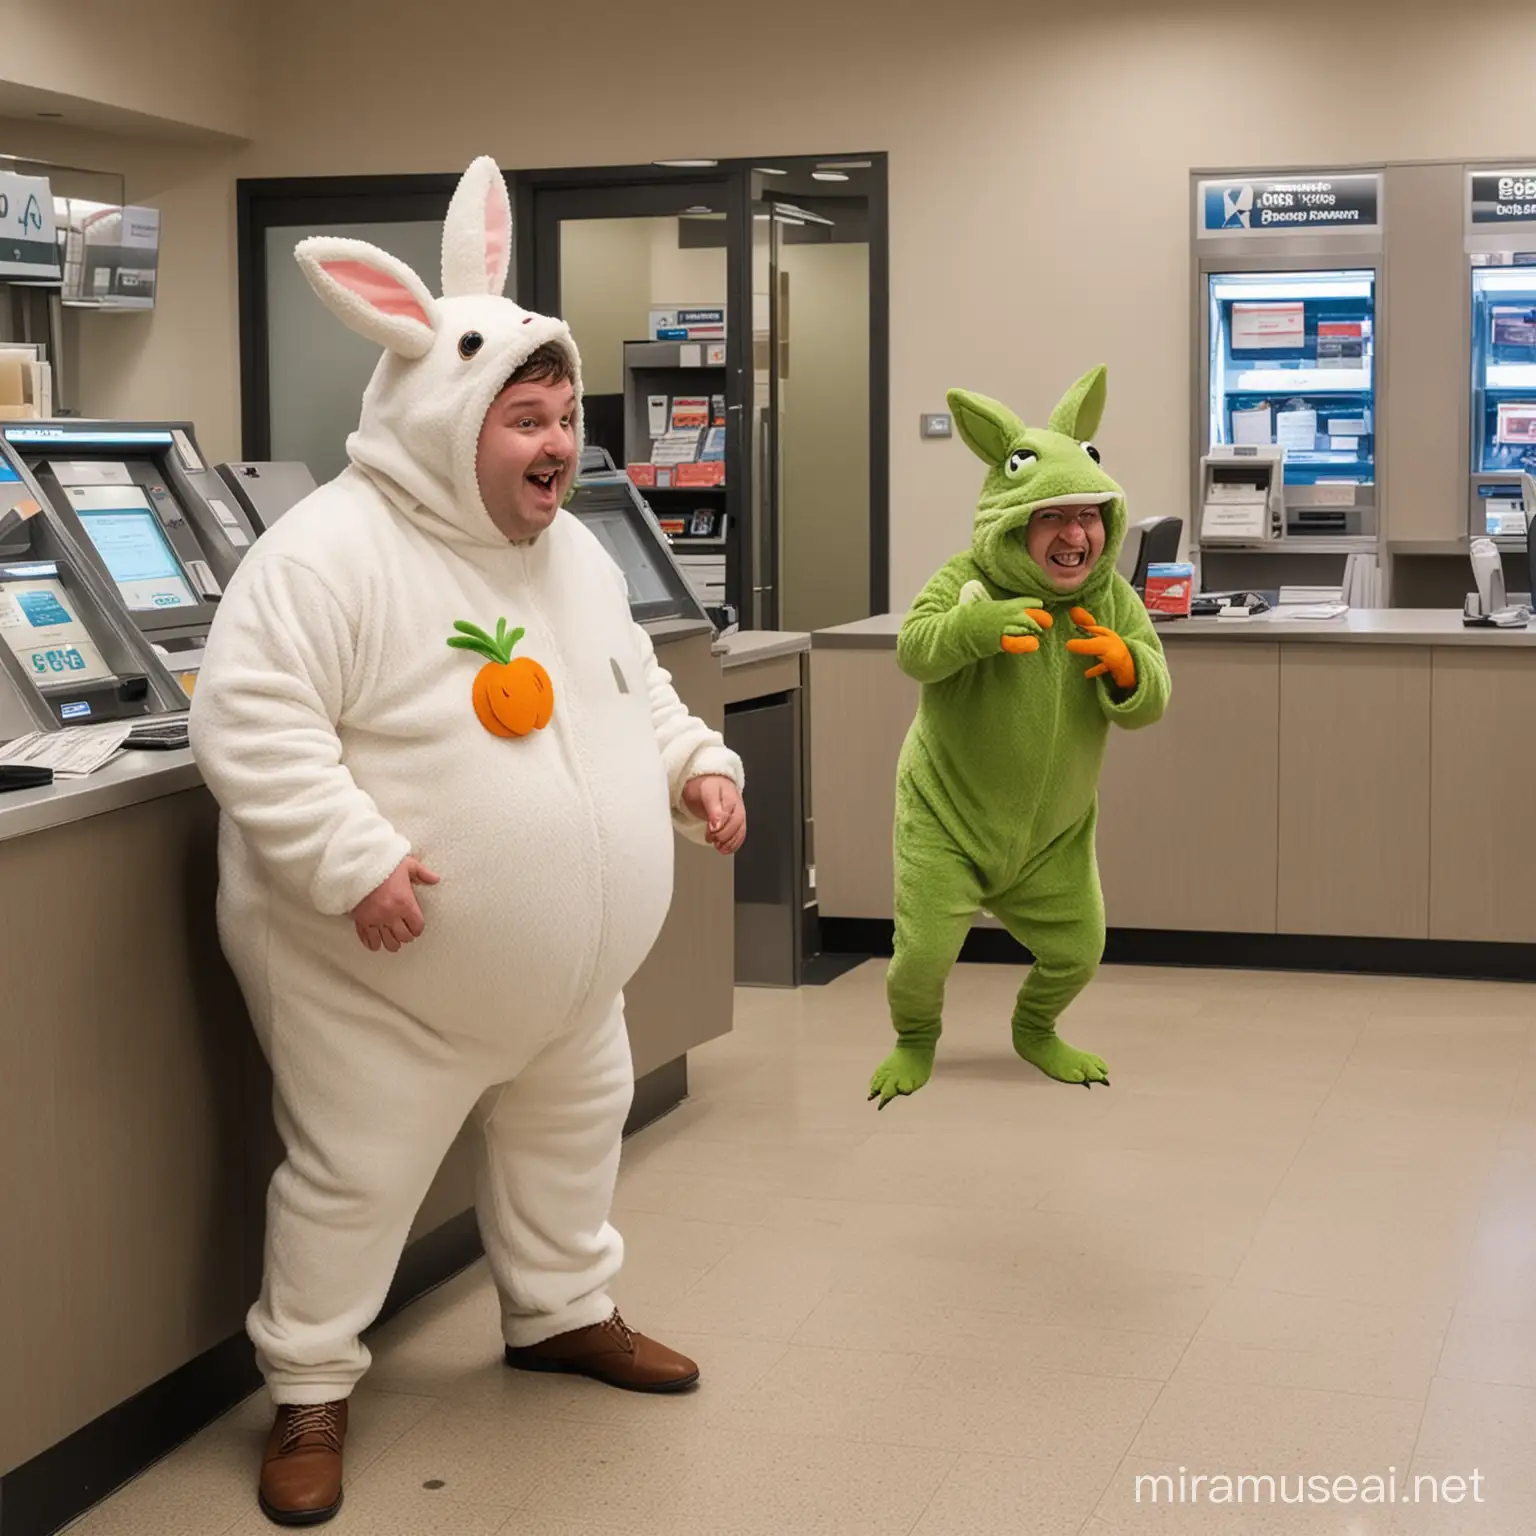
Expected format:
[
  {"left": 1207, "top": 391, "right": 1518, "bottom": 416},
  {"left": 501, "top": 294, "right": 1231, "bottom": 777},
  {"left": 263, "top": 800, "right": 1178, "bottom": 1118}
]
[
  {"left": 1193, "top": 169, "right": 1383, "bottom": 590},
  {"left": 4, "top": 421, "right": 264, "bottom": 698},
  {"left": 0, "top": 453, "right": 185, "bottom": 740},
  {"left": 566, "top": 464, "right": 713, "bottom": 627},
  {"left": 1466, "top": 168, "right": 1536, "bottom": 546}
]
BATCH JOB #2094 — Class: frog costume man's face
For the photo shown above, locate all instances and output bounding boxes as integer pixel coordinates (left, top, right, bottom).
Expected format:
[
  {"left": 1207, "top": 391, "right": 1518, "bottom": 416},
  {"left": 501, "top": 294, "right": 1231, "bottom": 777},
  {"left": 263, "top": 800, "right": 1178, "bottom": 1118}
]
[{"left": 947, "top": 365, "right": 1126, "bottom": 600}]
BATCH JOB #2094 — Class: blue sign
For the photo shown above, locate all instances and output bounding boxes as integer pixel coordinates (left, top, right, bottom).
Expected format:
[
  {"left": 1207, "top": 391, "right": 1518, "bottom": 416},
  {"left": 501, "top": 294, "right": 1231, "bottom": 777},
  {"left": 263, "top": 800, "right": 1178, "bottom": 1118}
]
[
  {"left": 1200, "top": 174, "right": 1381, "bottom": 236},
  {"left": 60, "top": 700, "right": 91, "bottom": 718}
]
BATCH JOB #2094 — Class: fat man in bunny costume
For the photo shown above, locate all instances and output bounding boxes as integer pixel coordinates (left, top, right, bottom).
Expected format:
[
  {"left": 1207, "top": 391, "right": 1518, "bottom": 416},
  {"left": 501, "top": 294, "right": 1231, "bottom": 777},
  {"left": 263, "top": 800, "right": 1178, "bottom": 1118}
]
[{"left": 190, "top": 158, "right": 744, "bottom": 1524}]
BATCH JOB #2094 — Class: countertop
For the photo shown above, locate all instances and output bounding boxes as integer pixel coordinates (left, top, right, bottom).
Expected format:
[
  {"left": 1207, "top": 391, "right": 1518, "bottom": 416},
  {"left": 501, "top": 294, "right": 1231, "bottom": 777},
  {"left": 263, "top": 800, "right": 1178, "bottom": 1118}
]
[
  {"left": 715, "top": 630, "right": 811, "bottom": 668},
  {"left": 813, "top": 609, "right": 1536, "bottom": 650},
  {"left": 0, "top": 747, "right": 202, "bottom": 844}
]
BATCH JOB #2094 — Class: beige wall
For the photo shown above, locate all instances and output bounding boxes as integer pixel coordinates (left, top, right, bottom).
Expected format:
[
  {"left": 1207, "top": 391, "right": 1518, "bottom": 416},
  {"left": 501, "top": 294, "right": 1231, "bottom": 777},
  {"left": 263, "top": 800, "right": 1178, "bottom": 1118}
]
[
  {"left": 0, "top": 0, "right": 256, "bottom": 138},
  {"left": 12, "top": 0, "right": 1536, "bottom": 608}
]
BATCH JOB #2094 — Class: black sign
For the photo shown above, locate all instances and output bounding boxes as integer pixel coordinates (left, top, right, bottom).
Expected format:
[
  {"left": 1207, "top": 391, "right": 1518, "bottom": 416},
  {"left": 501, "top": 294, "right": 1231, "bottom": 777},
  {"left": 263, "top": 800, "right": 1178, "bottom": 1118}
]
[
  {"left": 1471, "top": 171, "right": 1536, "bottom": 226},
  {"left": 1200, "top": 174, "right": 1380, "bottom": 235}
]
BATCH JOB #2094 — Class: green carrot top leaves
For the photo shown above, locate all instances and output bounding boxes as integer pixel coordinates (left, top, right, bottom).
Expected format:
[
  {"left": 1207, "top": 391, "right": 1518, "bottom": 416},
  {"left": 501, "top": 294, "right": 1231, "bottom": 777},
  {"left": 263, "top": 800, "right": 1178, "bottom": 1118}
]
[{"left": 446, "top": 617, "right": 527, "bottom": 665}]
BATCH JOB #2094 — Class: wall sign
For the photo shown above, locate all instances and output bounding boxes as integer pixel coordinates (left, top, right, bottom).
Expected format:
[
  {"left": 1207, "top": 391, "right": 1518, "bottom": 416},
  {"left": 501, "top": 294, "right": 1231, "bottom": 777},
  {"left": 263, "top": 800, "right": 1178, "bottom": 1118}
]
[
  {"left": 1469, "top": 170, "right": 1536, "bottom": 229},
  {"left": 0, "top": 171, "right": 60, "bottom": 281},
  {"left": 1198, "top": 173, "right": 1381, "bottom": 237}
]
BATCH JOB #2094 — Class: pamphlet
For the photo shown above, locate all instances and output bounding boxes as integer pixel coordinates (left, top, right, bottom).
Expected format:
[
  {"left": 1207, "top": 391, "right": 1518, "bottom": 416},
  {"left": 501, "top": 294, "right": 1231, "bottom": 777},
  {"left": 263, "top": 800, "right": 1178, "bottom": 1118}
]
[
  {"left": 1232, "top": 302, "right": 1304, "bottom": 350},
  {"left": 647, "top": 395, "right": 669, "bottom": 438},
  {"left": 1496, "top": 401, "right": 1536, "bottom": 444},
  {"left": 1492, "top": 306, "right": 1536, "bottom": 349},
  {"left": 1232, "top": 404, "right": 1273, "bottom": 445},
  {"left": 701, "top": 426, "right": 726, "bottom": 461},
  {"left": 1317, "top": 320, "right": 1364, "bottom": 368},
  {"left": 0, "top": 720, "right": 133, "bottom": 777},
  {"left": 670, "top": 397, "right": 709, "bottom": 431},
  {"left": 1142, "top": 563, "right": 1193, "bottom": 617},
  {"left": 651, "top": 429, "right": 702, "bottom": 465},
  {"left": 1275, "top": 408, "right": 1319, "bottom": 455}
]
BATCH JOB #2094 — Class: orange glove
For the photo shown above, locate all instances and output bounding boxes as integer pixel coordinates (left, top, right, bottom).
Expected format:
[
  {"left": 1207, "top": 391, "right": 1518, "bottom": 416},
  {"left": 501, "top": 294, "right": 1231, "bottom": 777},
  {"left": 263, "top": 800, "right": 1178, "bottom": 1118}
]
[
  {"left": 1001, "top": 607, "right": 1052, "bottom": 654},
  {"left": 1065, "top": 607, "right": 1136, "bottom": 690}
]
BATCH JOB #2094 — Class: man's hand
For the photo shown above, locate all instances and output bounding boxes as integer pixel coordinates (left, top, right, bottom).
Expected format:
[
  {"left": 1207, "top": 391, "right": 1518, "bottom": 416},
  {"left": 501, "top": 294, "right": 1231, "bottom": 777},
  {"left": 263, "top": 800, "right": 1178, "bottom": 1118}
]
[
  {"left": 350, "top": 856, "right": 440, "bottom": 952},
  {"left": 1065, "top": 607, "right": 1137, "bottom": 691},
  {"left": 682, "top": 774, "right": 746, "bottom": 855}
]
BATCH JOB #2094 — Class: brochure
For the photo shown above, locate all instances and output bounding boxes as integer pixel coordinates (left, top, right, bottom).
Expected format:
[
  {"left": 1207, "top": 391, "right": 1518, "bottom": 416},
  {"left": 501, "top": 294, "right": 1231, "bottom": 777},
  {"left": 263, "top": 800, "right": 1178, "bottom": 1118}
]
[{"left": 1232, "top": 302, "right": 1303, "bottom": 350}]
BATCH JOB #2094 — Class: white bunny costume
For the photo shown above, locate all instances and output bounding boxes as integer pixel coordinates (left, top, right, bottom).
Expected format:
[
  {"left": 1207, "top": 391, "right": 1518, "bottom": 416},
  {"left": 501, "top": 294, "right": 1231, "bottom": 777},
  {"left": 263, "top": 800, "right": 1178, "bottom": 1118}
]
[{"left": 190, "top": 157, "right": 741, "bottom": 1405}]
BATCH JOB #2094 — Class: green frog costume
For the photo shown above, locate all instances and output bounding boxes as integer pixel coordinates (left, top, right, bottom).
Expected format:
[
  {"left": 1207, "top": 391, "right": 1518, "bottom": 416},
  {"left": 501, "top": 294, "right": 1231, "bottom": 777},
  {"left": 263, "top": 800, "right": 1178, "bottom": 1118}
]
[{"left": 869, "top": 366, "right": 1171, "bottom": 1108}]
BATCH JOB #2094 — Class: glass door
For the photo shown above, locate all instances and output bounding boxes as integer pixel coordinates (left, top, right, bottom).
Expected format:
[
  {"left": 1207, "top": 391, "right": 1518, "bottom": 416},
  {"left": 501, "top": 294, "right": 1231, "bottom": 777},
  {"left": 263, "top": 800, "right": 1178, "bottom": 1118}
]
[{"left": 527, "top": 179, "right": 743, "bottom": 623}]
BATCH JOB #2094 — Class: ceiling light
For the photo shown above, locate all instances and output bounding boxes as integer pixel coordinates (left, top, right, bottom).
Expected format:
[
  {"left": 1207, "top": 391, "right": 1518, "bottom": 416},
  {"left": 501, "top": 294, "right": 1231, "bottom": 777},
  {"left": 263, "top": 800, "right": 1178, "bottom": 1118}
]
[
  {"left": 811, "top": 171, "right": 849, "bottom": 182},
  {"left": 755, "top": 167, "right": 789, "bottom": 176},
  {"left": 681, "top": 205, "right": 714, "bottom": 215},
  {"left": 654, "top": 159, "right": 718, "bottom": 168}
]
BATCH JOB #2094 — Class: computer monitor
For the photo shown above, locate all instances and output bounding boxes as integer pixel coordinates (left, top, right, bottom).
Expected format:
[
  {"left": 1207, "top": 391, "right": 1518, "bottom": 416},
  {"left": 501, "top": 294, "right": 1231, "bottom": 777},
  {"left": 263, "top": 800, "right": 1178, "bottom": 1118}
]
[{"left": 66, "top": 486, "right": 199, "bottom": 612}]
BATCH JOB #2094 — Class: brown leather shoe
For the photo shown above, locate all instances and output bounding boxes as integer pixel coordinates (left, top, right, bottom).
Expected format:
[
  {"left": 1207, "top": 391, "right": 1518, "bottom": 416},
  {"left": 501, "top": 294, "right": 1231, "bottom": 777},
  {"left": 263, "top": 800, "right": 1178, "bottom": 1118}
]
[
  {"left": 258, "top": 1401, "right": 347, "bottom": 1526},
  {"left": 504, "top": 1310, "right": 699, "bottom": 1393}
]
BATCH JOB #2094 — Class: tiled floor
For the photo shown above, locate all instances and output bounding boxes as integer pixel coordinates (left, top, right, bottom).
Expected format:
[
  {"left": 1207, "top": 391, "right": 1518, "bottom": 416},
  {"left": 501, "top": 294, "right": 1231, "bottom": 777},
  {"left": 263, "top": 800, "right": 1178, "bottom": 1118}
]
[{"left": 65, "top": 960, "right": 1536, "bottom": 1534}]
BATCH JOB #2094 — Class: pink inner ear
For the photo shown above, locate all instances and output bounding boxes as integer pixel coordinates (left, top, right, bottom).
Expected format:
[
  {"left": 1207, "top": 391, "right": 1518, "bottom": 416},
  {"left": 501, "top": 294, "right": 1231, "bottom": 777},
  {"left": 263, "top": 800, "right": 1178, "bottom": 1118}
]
[
  {"left": 483, "top": 180, "right": 509, "bottom": 290},
  {"left": 320, "top": 260, "right": 430, "bottom": 328}
]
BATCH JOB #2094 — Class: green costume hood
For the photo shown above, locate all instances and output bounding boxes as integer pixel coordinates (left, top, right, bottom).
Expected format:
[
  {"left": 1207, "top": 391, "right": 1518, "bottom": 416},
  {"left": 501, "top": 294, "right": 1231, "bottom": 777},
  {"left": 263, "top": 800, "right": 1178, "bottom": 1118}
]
[{"left": 947, "top": 365, "right": 1125, "bottom": 603}]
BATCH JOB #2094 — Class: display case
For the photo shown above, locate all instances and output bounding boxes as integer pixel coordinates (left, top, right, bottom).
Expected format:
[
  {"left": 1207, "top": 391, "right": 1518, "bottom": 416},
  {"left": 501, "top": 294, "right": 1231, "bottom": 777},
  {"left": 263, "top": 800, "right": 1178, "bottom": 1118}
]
[
  {"left": 565, "top": 468, "right": 711, "bottom": 628},
  {"left": 1206, "top": 268, "right": 1377, "bottom": 538},
  {"left": 1469, "top": 267, "right": 1536, "bottom": 538}
]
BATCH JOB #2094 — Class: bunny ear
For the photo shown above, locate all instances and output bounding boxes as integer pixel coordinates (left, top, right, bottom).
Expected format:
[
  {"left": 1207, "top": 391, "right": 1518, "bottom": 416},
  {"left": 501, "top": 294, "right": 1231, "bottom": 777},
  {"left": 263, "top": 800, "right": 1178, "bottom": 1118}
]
[
  {"left": 295, "top": 237, "right": 438, "bottom": 358},
  {"left": 441, "top": 156, "right": 511, "bottom": 298}
]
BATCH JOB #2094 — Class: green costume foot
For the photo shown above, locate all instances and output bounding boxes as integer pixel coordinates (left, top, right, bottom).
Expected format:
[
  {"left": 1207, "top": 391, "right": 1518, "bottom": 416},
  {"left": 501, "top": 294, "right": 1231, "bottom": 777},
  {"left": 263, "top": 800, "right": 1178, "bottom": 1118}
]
[
  {"left": 1012, "top": 1027, "right": 1109, "bottom": 1086},
  {"left": 869, "top": 1046, "right": 935, "bottom": 1108}
]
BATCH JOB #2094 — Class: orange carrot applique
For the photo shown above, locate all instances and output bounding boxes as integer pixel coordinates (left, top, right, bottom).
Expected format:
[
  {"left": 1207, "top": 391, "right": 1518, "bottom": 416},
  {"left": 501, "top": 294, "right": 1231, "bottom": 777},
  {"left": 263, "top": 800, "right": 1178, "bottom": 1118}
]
[{"left": 447, "top": 618, "right": 554, "bottom": 738}]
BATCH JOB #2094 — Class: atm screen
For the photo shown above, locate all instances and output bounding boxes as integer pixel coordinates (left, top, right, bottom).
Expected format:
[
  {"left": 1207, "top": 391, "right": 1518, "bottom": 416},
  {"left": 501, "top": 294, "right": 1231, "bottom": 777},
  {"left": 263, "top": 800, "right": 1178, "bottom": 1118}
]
[
  {"left": 66, "top": 483, "right": 197, "bottom": 611},
  {"left": 0, "top": 567, "right": 115, "bottom": 685}
]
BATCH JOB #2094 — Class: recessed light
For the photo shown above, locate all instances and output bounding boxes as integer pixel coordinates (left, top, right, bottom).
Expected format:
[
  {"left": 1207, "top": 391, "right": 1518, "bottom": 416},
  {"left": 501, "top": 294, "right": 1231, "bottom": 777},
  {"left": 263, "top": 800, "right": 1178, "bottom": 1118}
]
[
  {"left": 755, "top": 167, "right": 789, "bottom": 176},
  {"left": 811, "top": 171, "right": 849, "bottom": 182},
  {"left": 654, "top": 159, "right": 718, "bottom": 168},
  {"left": 681, "top": 205, "right": 714, "bottom": 214}
]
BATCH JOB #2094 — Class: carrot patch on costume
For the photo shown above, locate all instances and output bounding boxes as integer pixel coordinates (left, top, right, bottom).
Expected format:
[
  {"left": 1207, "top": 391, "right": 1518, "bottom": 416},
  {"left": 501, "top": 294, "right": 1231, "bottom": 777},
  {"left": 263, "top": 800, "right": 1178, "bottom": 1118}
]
[{"left": 447, "top": 618, "right": 554, "bottom": 737}]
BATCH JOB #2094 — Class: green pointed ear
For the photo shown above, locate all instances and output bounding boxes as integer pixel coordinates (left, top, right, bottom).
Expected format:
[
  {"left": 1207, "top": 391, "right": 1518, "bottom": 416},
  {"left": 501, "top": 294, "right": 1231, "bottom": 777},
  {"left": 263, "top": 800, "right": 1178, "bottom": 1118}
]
[
  {"left": 1047, "top": 365, "right": 1108, "bottom": 441},
  {"left": 946, "top": 389, "right": 1026, "bottom": 467}
]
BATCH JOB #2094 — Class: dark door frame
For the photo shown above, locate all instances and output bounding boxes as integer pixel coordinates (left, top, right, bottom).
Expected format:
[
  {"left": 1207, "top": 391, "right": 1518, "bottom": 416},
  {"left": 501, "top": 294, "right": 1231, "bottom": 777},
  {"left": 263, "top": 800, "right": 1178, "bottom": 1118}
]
[{"left": 236, "top": 154, "right": 890, "bottom": 616}]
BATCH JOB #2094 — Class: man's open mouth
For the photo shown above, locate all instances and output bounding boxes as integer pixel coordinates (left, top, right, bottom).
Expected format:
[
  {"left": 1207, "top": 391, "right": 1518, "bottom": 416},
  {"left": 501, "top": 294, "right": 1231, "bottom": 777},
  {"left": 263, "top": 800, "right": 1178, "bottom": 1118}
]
[
  {"left": 527, "top": 468, "right": 561, "bottom": 492},
  {"left": 1050, "top": 550, "right": 1087, "bottom": 569}
]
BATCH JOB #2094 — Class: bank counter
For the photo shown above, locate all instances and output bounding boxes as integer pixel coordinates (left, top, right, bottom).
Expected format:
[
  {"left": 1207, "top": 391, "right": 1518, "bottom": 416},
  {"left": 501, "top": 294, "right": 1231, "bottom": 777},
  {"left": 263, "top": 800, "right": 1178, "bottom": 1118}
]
[
  {"left": 0, "top": 617, "right": 733, "bottom": 1536},
  {"left": 811, "top": 610, "right": 1536, "bottom": 965}
]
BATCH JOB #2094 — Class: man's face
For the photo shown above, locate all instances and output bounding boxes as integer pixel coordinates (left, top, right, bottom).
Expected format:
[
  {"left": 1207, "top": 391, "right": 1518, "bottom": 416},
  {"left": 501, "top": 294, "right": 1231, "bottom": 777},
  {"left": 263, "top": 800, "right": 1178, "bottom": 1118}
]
[
  {"left": 475, "top": 376, "right": 578, "bottom": 542},
  {"left": 1025, "top": 504, "right": 1106, "bottom": 591}
]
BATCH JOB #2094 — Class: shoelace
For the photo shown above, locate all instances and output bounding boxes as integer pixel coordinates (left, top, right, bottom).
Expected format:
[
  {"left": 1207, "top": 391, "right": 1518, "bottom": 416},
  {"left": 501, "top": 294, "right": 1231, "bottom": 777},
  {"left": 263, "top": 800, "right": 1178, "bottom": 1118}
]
[
  {"left": 279, "top": 1403, "right": 343, "bottom": 1455},
  {"left": 602, "top": 1312, "right": 636, "bottom": 1352}
]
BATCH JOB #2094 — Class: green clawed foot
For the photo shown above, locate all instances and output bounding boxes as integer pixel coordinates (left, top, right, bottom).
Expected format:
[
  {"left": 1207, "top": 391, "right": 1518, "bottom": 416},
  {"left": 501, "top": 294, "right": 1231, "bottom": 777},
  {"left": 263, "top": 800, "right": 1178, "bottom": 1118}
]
[
  {"left": 1012, "top": 1029, "right": 1110, "bottom": 1086},
  {"left": 868, "top": 1046, "right": 935, "bottom": 1109}
]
